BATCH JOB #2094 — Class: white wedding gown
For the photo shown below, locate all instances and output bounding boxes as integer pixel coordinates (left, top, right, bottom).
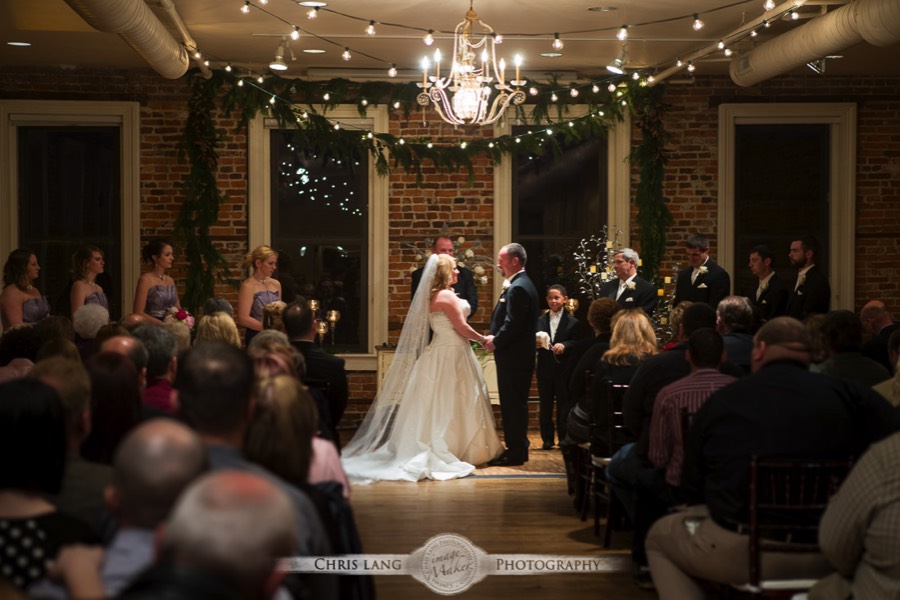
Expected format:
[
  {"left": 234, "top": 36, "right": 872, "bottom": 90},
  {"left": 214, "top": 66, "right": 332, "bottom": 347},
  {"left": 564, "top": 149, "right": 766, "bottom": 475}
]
[{"left": 341, "top": 301, "right": 502, "bottom": 482}]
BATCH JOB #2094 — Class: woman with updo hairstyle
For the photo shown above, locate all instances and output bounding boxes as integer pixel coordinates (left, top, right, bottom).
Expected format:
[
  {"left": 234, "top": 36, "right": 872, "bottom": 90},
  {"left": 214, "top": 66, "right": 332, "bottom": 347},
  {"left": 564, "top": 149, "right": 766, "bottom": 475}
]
[
  {"left": 133, "top": 240, "right": 180, "bottom": 322},
  {"left": 195, "top": 311, "right": 242, "bottom": 349},
  {"left": 1, "top": 248, "right": 49, "bottom": 331},
  {"left": 237, "top": 245, "right": 282, "bottom": 346},
  {"left": 70, "top": 244, "right": 107, "bottom": 319}
]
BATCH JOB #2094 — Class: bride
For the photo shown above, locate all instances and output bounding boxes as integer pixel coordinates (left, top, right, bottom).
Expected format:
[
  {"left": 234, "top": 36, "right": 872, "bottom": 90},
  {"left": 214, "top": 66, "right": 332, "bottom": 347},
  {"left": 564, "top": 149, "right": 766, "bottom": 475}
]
[{"left": 341, "top": 253, "right": 501, "bottom": 482}]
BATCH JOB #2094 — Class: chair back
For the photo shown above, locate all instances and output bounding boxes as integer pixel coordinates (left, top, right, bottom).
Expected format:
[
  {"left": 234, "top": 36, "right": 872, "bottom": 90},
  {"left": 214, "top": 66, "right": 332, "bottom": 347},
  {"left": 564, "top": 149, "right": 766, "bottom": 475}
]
[
  {"left": 747, "top": 456, "right": 854, "bottom": 589},
  {"left": 588, "top": 379, "right": 628, "bottom": 458}
]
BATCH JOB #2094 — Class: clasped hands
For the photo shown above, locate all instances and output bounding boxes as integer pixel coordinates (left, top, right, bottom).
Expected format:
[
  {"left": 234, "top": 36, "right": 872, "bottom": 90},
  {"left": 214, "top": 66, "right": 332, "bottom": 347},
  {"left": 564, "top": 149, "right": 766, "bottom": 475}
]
[{"left": 482, "top": 334, "right": 496, "bottom": 351}]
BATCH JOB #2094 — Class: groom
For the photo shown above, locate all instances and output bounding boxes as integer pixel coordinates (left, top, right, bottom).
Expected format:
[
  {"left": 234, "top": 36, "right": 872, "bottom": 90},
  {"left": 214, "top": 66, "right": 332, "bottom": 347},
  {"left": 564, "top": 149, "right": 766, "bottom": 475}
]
[{"left": 484, "top": 243, "right": 539, "bottom": 467}]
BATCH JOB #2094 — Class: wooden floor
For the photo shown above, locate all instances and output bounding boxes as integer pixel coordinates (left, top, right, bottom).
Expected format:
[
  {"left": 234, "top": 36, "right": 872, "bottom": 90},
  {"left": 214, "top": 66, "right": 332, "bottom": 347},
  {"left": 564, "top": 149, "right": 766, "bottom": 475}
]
[{"left": 350, "top": 471, "right": 654, "bottom": 599}]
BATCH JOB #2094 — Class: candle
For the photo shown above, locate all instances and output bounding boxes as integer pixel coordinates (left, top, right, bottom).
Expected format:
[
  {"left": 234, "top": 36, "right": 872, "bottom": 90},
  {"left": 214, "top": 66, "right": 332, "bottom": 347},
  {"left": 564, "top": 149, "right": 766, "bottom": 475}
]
[
  {"left": 660, "top": 317, "right": 668, "bottom": 325},
  {"left": 664, "top": 276, "right": 671, "bottom": 284},
  {"left": 421, "top": 57, "right": 429, "bottom": 87},
  {"left": 606, "top": 241, "right": 613, "bottom": 248},
  {"left": 514, "top": 54, "right": 522, "bottom": 83},
  {"left": 499, "top": 58, "right": 506, "bottom": 83},
  {"left": 434, "top": 48, "right": 441, "bottom": 80},
  {"left": 638, "top": 259, "right": 643, "bottom": 266},
  {"left": 589, "top": 265, "right": 597, "bottom": 273},
  {"left": 657, "top": 289, "right": 664, "bottom": 296}
]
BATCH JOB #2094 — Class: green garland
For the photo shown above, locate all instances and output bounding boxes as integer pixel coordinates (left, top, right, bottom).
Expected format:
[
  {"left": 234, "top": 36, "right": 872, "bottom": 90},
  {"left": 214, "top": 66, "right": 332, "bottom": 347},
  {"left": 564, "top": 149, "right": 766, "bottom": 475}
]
[{"left": 175, "top": 70, "right": 670, "bottom": 309}]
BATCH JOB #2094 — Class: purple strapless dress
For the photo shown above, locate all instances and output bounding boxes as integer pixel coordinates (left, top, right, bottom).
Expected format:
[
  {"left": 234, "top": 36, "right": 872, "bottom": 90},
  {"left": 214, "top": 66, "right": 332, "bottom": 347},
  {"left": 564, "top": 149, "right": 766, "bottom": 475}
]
[
  {"left": 22, "top": 296, "right": 50, "bottom": 324},
  {"left": 146, "top": 285, "right": 177, "bottom": 320},
  {"left": 245, "top": 290, "right": 280, "bottom": 345},
  {"left": 85, "top": 291, "right": 109, "bottom": 310}
]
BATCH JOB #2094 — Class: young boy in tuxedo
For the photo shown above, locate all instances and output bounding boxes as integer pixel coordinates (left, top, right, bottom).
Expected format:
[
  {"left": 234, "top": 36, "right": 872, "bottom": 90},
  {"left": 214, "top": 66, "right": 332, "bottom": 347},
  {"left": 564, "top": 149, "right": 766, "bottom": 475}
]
[{"left": 535, "top": 285, "right": 579, "bottom": 449}]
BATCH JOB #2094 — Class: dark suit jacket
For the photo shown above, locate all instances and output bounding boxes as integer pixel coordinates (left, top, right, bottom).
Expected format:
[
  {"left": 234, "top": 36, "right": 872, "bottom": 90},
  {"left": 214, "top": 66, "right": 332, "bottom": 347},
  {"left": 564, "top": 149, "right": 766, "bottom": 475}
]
[
  {"left": 535, "top": 311, "right": 580, "bottom": 381},
  {"left": 862, "top": 322, "right": 899, "bottom": 374},
  {"left": 412, "top": 264, "right": 478, "bottom": 319},
  {"left": 673, "top": 258, "right": 730, "bottom": 308},
  {"left": 291, "top": 339, "right": 349, "bottom": 433},
  {"left": 785, "top": 265, "right": 831, "bottom": 320},
  {"left": 749, "top": 272, "right": 789, "bottom": 321},
  {"left": 599, "top": 275, "right": 659, "bottom": 315},
  {"left": 490, "top": 271, "right": 540, "bottom": 370}
]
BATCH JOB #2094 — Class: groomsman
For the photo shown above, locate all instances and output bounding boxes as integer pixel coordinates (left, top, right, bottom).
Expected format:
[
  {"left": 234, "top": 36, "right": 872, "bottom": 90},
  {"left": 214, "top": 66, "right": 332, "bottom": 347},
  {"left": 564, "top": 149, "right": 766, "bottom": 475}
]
[
  {"left": 411, "top": 235, "right": 478, "bottom": 319},
  {"left": 673, "top": 234, "right": 730, "bottom": 309},
  {"left": 484, "top": 243, "right": 539, "bottom": 467},
  {"left": 785, "top": 235, "right": 830, "bottom": 320},
  {"left": 535, "top": 285, "right": 579, "bottom": 450},
  {"left": 598, "top": 248, "right": 658, "bottom": 315},
  {"left": 747, "top": 245, "right": 788, "bottom": 321}
]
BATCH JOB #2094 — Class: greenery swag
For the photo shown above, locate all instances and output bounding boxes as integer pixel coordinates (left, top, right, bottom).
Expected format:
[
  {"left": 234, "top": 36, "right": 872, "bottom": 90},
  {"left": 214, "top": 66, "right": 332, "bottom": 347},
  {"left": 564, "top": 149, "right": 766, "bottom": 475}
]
[{"left": 175, "top": 70, "right": 670, "bottom": 312}]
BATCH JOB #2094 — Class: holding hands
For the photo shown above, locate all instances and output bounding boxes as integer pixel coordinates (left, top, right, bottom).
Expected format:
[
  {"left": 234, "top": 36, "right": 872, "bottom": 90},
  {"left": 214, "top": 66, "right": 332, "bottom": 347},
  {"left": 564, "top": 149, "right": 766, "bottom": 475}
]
[{"left": 483, "top": 334, "right": 496, "bottom": 351}]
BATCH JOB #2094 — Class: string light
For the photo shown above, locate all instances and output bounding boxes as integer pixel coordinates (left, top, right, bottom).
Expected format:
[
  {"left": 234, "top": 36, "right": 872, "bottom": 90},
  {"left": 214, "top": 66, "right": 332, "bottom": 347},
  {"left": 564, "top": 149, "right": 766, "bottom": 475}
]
[
  {"left": 763, "top": 19, "right": 771, "bottom": 27},
  {"left": 387, "top": 64, "right": 398, "bottom": 77},
  {"left": 423, "top": 30, "right": 434, "bottom": 46},
  {"left": 393, "top": 101, "right": 401, "bottom": 109},
  {"left": 570, "top": 87, "right": 579, "bottom": 97},
  {"left": 291, "top": 26, "right": 300, "bottom": 40},
  {"left": 193, "top": 49, "right": 202, "bottom": 59},
  {"left": 366, "top": 20, "right": 376, "bottom": 36},
  {"left": 750, "top": 29, "right": 759, "bottom": 37},
  {"left": 225, "top": 64, "right": 232, "bottom": 72},
  {"left": 241, "top": 1, "right": 249, "bottom": 14},
  {"left": 717, "top": 40, "right": 725, "bottom": 49},
  {"left": 790, "top": 9, "right": 799, "bottom": 20},
  {"left": 529, "top": 87, "right": 538, "bottom": 96},
  {"left": 764, "top": 0, "right": 775, "bottom": 10},
  {"left": 607, "top": 82, "right": 616, "bottom": 92},
  {"left": 592, "top": 84, "right": 600, "bottom": 93},
  {"left": 258, "top": 0, "right": 267, "bottom": 4},
  {"left": 237, "top": 78, "right": 244, "bottom": 86},
  {"left": 257, "top": 74, "right": 264, "bottom": 83},
  {"left": 341, "top": 47, "right": 351, "bottom": 61},
  {"left": 399, "top": 138, "right": 405, "bottom": 145},
  {"left": 676, "top": 57, "right": 683, "bottom": 67},
  {"left": 550, "top": 92, "right": 558, "bottom": 102},
  {"left": 687, "top": 61, "right": 696, "bottom": 72},
  {"left": 307, "top": 7, "right": 318, "bottom": 19},
  {"left": 323, "top": 92, "right": 330, "bottom": 100},
  {"left": 692, "top": 14, "right": 704, "bottom": 31},
  {"left": 460, "top": 141, "right": 467, "bottom": 149},
  {"left": 617, "top": 25, "right": 628, "bottom": 41},
  {"left": 269, "top": 95, "right": 276, "bottom": 104},
  {"left": 360, "top": 98, "right": 368, "bottom": 106},
  {"left": 552, "top": 33, "right": 564, "bottom": 50},
  {"left": 492, "top": 32, "right": 503, "bottom": 44},
  {"left": 724, "top": 47, "right": 733, "bottom": 56}
]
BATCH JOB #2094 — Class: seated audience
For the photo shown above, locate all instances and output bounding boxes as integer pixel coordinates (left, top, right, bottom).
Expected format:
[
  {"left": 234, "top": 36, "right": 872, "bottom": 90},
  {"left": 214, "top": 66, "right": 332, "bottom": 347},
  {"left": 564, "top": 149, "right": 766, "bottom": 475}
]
[
  {"left": 0, "top": 379, "right": 98, "bottom": 593},
  {"left": 132, "top": 324, "right": 178, "bottom": 414},
  {"left": 80, "top": 352, "right": 144, "bottom": 465},
  {"left": 194, "top": 311, "right": 242, "bottom": 348},
  {"left": 715, "top": 295, "right": 755, "bottom": 374},
  {"left": 810, "top": 430, "right": 900, "bottom": 600},
  {"left": 118, "top": 471, "right": 297, "bottom": 600},
  {"left": 29, "top": 358, "right": 112, "bottom": 535},
  {"left": 35, "top": 337, "right": 81, "bottom": 364},
  {"left": 72, "top": 303, "right": 109, "bottom": 362},
  {"left": 860, "top": 300, "right": 898, "bottom": 374},
  {"left": 813, "top": 309, "right": 890, "bottom": 386},
  {"left": 0, "top": 324, "right": 38, "bottom": 383},
  {"left": 873, "top": 329, "right": 900, "bottom": 405},
  {"left": 202, "top": 297, "right": 234, "bottom": 317},
  {"left": 661, "top": 301, "right": 692, "bottom": 352},
  {"left": 805, "top": 313, "right": 829, "bottom": 366},
  {"left": 99, "top": 334, "right": 149, "bottom": 393},
  {"left": 163, "top": 320, "right": 191, "bottom": 355},
  {"left": 94, "top": 322, "right": 129, "bottom": 347},
  {"left": 645, "top": 317, "right": 900, "bottom": 598}
]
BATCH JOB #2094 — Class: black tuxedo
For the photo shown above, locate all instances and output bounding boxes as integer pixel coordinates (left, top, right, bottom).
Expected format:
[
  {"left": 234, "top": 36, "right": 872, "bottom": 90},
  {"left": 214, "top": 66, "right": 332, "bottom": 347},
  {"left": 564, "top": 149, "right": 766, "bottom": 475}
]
[
  {"left": 673, "top": 258, "right": 730, "bottom": 309},
  {"left": 291, "top": 339, "right": 349, "bottom": 446},
  {"left": 749, "top": 272, "right": 789, "bottom": 322},
  {"left": 785, "top": 264, "right": 830, "bottom": 320},
  {"left": 412, "top": 264, "right": 478, "bottom": 319},
  {"left": 599, "top": 275, "right": 659, "bottom": 315},
  {"left": 535, "top": 310, "right": 580, "bottom": 445},
  {"left": 862, "top": 322, "right": 899, "bottom": 374},
  {"left": 490, "top": 271, "right": 540, "bottom": 461}
]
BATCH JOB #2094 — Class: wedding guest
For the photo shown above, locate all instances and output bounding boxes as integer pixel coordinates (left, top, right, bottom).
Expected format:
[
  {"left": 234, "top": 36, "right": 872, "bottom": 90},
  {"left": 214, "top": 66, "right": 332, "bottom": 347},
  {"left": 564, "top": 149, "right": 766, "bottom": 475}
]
[
  {"left": 535, "top": 284, "right": 580, "bottom": 449},
  {"left": 0, "top": 379, "right": 99, "bottom": 592},
  {"left": 598, "top": 248, "right": 658, "bottom": 315},
  {"left": 662, "top": 301, "right": 692, "bottom": 351},
  {"left": 785, "top": 235, "right": 831, "bottom": 320},
  {"left": 411, "top": 235, "right": 478, "bottom": 319},
  {"left": 194, "top": 311, "right": 242, "bottom": 348},
  {"left": 133, "top": 240, "right": 180, "bottom": 323},
  {"left": 36, "top": 337, "right": 81, "bottom": 364},
  {"left": 715, "top": 296, "right": 755, "bottom": 375},
  {"left": 162, "top": 320, "right": 191, "bottom": 354},
  {"left": 812, "top": 309, "right": 890, "bottom": 386},
  {"left": 861, "top": 300, "right": 898, "bottom": 374},
  {"left": 238, "top": 245, "right": 282, "bottom": 346},
  {"left": 94, "top": 322, "right": 129, "bottom": 347},
  {"left": 202, "top": 296, "right": 234, "bottom": 317},
  {"left": 1, "top": 248, "right": 50, "bottom": 331},
  {"left": 873, "top": 330, "right": 900, "bottom": 404},
  {"left": 248, "top": 337, "right": 302, "bottom": 380},
  {"left": 747, "top": 245, "right": 788, "bottom": 321},
  {"left": 132, "top": 324, "right": 178, "bottom": 414},
  {"left": 73, "top": 303, "right": 110, "bottom": 362},
  {"left": 805, "top": 313, "right": 829, "bottom": 366},
  {"left": 0, "top": 324, "right": 38, "bottom": 383},
  {"left": 69, "top": 245, "right": 108, "bottom": 319},
  {"left": 672, "top": 234, "right": 730, "bottom": 309}
]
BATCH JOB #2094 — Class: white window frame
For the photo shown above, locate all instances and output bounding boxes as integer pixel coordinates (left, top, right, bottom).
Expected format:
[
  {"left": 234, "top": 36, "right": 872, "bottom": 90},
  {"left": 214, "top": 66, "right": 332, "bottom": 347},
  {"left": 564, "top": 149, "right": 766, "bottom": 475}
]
[
  {"left": 248, "top": 106, "right": 388, "bottom": 370},
  {"left": 492, "top": 109, "right": 632, "bottom": 301},
  {"left": 0, "top": 100, "right": 141, "bottom": 311},
  {"left": 718, "top": 103, "right": 856, "bottom": 309}
]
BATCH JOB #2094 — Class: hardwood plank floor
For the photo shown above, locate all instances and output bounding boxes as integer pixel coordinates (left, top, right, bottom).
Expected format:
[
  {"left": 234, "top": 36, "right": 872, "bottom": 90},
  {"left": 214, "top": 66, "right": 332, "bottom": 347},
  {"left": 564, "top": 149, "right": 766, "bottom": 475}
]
[{"left": 349, "top": 475, "right": 655, "bottom": 599}]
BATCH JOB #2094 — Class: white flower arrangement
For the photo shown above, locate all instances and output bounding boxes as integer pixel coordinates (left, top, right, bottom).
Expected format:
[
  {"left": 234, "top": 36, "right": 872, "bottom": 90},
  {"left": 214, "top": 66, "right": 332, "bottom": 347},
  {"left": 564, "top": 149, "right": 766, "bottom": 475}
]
[
  {"left": 699, "top": 265, "right": 709, "bottom": 275},
  {"left": 406, "top": 235, "right": 493, "bottom": 287},
  {"left": 502, "top": 279, "right": 511, "bottom": 290}
]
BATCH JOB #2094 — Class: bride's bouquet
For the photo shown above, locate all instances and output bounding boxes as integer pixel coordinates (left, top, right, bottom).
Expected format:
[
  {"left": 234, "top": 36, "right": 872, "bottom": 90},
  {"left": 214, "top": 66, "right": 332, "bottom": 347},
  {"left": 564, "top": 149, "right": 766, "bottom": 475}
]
[{"left": 164, "top": 306, "right": 195, "bottom": 330}]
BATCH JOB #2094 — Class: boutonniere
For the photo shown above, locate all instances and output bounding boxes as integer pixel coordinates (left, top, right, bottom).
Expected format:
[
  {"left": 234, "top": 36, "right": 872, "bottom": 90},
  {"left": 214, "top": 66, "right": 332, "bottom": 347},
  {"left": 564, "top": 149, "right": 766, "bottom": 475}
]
[
  {"left": 502, "top": 279, "right": 511, "bottom": 291},
  {"left": 698, "top": 266, "right": 708, "bottom": 275},
  {"left": 759, "top": 280, "right": 769, "bottom": 292},
  {"left": 626, "top": 281, "right": 636, "bottom": 291},
  {"left": 797, "top": 273, "right": 806, "bottom": 286}
]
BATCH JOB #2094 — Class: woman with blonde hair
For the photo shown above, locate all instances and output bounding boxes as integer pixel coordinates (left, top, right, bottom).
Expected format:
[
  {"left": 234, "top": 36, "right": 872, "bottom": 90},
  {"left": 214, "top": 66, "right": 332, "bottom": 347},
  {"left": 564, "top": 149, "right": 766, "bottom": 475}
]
[
  {"left": 341, "top": 253, "right": 501, "bottom": 481},
  {"left": 237, "top": 245, "right": 281, "bottom": 346},
  {"left": 244, "top": 375, "right": 350, "bottom": 497},
  {"left": 194, "top": 311, "right": 242, "bottom": 348}
]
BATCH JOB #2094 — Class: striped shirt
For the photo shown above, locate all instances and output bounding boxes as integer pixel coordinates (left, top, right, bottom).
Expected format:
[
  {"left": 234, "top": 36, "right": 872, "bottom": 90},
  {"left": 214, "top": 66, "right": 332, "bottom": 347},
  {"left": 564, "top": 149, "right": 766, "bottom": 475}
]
[{"left": 648, "top": 368, "right": 737, "bottom": 487}]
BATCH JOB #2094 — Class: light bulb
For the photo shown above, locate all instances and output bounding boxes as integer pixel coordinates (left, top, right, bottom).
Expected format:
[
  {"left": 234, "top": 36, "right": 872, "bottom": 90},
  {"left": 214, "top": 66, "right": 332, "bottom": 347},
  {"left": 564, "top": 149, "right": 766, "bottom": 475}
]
[
  {"left": 492, "top": 33, "right": 503, "bottom": 44},
  {"left": 269, "top": 95, "right": 276, "bottom": 104},
  {"left": 393, "top": 101, "right": 401, "bottom": 109},
  {"left": 424, "top": 30, "right": 434, "bottom": 46},
  {"left": 552, "top": 33, "right": 564, "bottom": 50},
  {"left": 632, "top": 72, "right": 639, "bottom": 80},
  {"left": 550, "top": 92, "right": 558, "bottom": 102},
  {"left": 790, "top": 9, "right": 799, "bottom": 20},
  {"left": 237, "top": 79, "right": 244, "bottom": 86},
  {"left": 341, "top": 47, "right": 351, "bottom": 61},
  {"left": 763, "top": 19, "right": 771, "bottom": 27},
  {"left": 291, "top": 27, "right": 300, "bottom": 40},
  {"left": 570, "top": 87, "right": 579, "bottom": 97},
  {"left": 323, "top": 92, "right": 330, "bottom": 100},
  {"left": 751, "top": 29, "right": 758, "bottom": 37},
  {"left": 529, "top": 87, "right": 538, "bottom": 96},
  {"left": 717, "top": 40, "right": 725, "bottom": 49},
  {"left": 225, "top": 64, "right": 232, "bottom": 72},
  {"left": 361, "top": 99, "right": 368, "bottom": 106},
  {"left": 460, "top": 141, "right": 467, "bottom": 149},
  {"left": 241, "top": 1, "right": 249, "bottom": 14},
  {"left": 366, "top": 21, "right": 376, "bottom": 36},
  {"left": 307, "top": 7, "right": 318, "bottom": 19},
  {"left": 592, "top": 84, "right": 600, "bottom": 93},
  {"left": 193, "top": 50, "right": 202, "bottom": 59},
  {"left": 388, "top": 64, "right": 397, "bottom": 78},
  {"left": 724, "top": 48, "right": 733, "bottom": 56},
  {"left": 676, "top": 58, "right": 683, "bottom": 67},
  {"left": 692, "top": 14, "right": 704, "bottom": 31},
  {"left": 687, "top": 61, "right": 696, "bottom": 72},
  {"left": 764, "top": 0, "right": 775, "bottom": 10},
  {"left": 617, "top": 26, "right": 628, "bottom": 41},
  {"left": 608, "top": 82, "right": 616, "bottom": 92}
]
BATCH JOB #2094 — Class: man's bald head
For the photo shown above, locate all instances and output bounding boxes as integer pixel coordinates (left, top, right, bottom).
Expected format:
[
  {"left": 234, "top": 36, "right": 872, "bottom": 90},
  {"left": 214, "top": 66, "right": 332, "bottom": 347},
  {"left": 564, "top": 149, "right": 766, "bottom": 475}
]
[{"left": 100, "top": 335, "right": 148, "bottom": 374}]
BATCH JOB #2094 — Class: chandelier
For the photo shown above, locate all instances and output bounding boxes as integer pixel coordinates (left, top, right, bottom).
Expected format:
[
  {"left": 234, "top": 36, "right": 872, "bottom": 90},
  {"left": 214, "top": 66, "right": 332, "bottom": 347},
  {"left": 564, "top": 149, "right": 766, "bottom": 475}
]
[{"left": 417, "top": 1, "right": 526, "bottom": 127}]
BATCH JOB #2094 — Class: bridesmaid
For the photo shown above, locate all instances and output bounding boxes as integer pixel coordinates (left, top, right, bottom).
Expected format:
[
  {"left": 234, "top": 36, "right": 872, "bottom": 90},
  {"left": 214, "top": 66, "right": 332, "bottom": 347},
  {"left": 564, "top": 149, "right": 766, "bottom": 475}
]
[
  {"left": 133, "top": 240, "right": 180, "bottom": 322},
  {"left": 0, "top": 248, "right": 50, "bottom": 331},
  {"left": 237, "top": 245, "right": 282, "bottom": 346},
  {"left": 70, "top": 244, "right": 108, "bottom": 319}
]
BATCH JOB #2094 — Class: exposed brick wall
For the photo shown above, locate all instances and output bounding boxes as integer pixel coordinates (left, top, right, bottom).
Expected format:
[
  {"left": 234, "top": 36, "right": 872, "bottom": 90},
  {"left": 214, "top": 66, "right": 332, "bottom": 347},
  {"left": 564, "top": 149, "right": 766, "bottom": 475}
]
[{"left": 4, "top": 66, "right": 900, "bottom": 430}]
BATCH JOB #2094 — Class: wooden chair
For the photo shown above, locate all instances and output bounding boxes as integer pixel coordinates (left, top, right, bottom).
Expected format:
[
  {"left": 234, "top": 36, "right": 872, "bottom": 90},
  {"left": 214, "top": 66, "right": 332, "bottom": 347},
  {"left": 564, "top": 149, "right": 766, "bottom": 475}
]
[{"left": 732, "top": 456, "right": 853, "bottom": 597}]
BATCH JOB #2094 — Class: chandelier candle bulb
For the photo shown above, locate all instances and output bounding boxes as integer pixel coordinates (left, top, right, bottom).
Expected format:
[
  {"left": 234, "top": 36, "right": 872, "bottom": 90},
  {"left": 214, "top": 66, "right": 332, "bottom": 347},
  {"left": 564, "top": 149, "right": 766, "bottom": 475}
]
[
  {"left": 514, "top": 54, "right": 521, "bottom": 83},
  {"left": 664, "top": 276, "right": 671, "bottom": 284},
  {"left": 434, "top": 48, "right": 441, "bottom": 80},
  {"left": 498, "top": 58, "right": 506, "bottom": 83}
]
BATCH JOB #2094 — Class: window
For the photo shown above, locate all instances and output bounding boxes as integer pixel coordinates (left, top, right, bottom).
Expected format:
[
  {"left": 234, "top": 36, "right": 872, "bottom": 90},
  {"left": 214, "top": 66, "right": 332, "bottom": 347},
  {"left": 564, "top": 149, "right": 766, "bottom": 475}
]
[{"left": 249, "top": 107, "right": 388, "bottom": 369}]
